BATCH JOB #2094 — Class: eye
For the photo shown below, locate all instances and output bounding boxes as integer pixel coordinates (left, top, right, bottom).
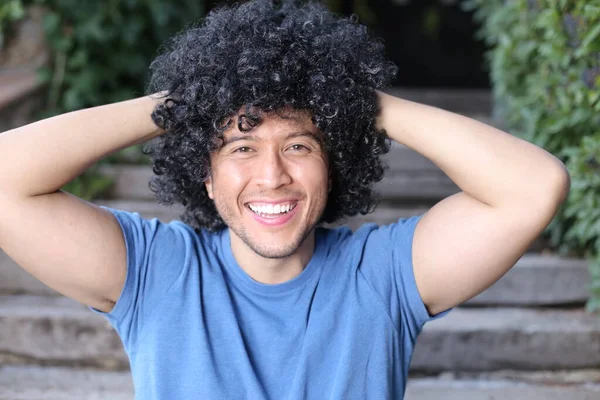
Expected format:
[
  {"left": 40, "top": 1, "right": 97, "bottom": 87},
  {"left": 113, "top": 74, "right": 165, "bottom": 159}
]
[
  {"left": 233, "top": 146, "right": 253, "bottom": 153},
  {"left": 288, "top": 144, "right": 310, "bottom": 152}
]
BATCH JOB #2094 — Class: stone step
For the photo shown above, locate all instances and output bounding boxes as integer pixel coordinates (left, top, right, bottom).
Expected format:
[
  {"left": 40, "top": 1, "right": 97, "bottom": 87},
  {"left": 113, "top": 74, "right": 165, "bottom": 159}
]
[
  {"left": 435, "top": 369, "right": 600, "bottom": 385},
  {"left": 1, "top": 296, "right": 599, "bottom": 372},
  {"left": 465, "top": 253, "right": 589, "bottom": 306},
  {"left": 1, "top": 366, "right": 599, "bottom": 400},
  {"left": 0, "top": 365, "right": 132, "bottom": 400},
  {"left": 412, "top": 307, "right": 600, "bottom": 372},
  {"left": 0, "top": 296, "right": 127, "bottom": 370},
  {"left": 405, "top": 378, "right": 600, "bottom": 400},
  {"left": 97, "top": 143, "right": 462, "bottom": 202}
]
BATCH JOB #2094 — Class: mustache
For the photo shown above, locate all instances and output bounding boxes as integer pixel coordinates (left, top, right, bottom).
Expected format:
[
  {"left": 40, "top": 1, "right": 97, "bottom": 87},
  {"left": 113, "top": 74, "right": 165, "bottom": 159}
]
[{"left": 243, "top": 189, "right": 303, "bottom": 200}]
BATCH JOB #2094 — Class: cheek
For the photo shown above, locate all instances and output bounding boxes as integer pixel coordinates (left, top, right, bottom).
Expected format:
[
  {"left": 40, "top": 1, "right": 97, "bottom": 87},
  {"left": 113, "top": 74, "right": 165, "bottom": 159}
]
[
  {"left": 292, "top": 160, "right": 329, "bottom": 193},
  {"left": 211, "top": 163, "right": 248, "bottom": 195}
]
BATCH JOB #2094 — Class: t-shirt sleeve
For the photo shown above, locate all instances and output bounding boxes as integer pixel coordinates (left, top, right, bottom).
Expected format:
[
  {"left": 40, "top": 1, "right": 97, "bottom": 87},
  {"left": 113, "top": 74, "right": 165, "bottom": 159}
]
[
  {"left": 358, "top": 215, "right": 451, "bottom": 341},
  {"left": 90, "top": 206, "right": 191, "bottom": 346}
]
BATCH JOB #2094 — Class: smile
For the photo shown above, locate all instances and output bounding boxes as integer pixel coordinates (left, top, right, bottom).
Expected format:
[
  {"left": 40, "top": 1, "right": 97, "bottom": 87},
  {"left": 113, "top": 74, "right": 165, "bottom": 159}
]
[{"left": 247, "top": 202, "right": 298, "bottom": 218}]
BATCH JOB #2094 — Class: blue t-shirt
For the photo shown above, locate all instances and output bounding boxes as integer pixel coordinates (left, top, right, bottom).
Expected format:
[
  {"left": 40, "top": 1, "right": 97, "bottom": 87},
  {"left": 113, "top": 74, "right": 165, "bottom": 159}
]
[{"left": 93, "top": 206, "right": 448, "bottom": 399}]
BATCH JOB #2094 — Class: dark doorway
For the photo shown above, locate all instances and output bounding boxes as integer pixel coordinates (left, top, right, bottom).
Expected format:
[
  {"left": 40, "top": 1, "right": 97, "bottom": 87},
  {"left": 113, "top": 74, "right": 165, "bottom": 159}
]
[{"left": 205, "top": 0, "right": 489, "bottom": 88}]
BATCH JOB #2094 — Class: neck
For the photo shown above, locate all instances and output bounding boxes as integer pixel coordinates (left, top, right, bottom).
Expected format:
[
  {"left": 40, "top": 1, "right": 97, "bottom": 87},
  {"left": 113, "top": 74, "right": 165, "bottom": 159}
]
[{"left": 229, "top": 230, "right": 316, "bottom": 284}]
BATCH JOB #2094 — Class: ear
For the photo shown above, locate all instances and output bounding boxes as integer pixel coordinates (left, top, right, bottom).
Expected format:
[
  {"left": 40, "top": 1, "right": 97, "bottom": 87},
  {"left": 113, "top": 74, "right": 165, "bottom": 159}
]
[{"left": 205, "top": 176, "right": 214, "bottom": 199}]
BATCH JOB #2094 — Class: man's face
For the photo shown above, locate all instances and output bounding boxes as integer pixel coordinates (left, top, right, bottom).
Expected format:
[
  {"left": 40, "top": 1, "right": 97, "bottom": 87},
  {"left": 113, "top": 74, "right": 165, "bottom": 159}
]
[{"left": 205, "top": 110, "right": 329, "bottom": 259}]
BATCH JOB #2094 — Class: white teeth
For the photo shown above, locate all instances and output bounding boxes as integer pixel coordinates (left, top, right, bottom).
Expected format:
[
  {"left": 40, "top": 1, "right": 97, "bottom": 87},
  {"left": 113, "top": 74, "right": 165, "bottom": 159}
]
[{"left": 248, "top": 202, "right": 296, "bottom": 216}]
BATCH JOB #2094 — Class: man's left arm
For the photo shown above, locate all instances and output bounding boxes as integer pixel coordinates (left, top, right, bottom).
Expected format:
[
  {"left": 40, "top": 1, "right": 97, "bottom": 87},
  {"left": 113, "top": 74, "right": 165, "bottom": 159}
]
[{"left": 376, "top": 91, "right": 570, "bottom": 316}]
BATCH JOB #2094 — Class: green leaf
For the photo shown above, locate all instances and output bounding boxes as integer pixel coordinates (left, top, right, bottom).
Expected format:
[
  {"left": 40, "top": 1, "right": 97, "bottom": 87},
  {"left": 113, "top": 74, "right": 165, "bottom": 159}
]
[
  {"left": 580, "top": 22, "right": 600, "bottom": 50},
  {"left": 586, "top": 298, "right": 600, "bottom": 313},
  {"left": 42, "top": 12, "right": 61, "bottom": 34},
  {"left": 68, "top": 49, "right": 88, "bottom": 69},
  {"left": 36, "top": 66, "right": 53, "bottom": 83}
]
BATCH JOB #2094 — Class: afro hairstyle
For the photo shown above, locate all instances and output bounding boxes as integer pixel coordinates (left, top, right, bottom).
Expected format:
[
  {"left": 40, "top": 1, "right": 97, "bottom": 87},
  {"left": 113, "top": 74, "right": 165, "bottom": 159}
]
[{"left": 145, "top": 0, "right": 397, "bottom": 232}]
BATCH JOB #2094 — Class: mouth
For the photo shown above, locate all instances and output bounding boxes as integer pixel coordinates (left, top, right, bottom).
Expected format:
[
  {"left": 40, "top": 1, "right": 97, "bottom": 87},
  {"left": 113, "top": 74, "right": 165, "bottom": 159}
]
[
  {"left": 245, "top": 201, "right": 299, "bottom": 226},
  {"left": 246, "top": 201, "right": 298, "bottom": 217}
]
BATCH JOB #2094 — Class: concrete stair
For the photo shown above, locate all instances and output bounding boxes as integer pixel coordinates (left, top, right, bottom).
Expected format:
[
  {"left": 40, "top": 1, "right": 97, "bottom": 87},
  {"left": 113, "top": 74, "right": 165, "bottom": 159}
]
[
  {"left": 2, "top": 295, "right": 599, "bottom": 372},
  {"left": 0, "top": 366, "right": 132, "bottom": 400},
  {"left": 1, "top": 86, "right": 597, "bottom": 397},
  {"left": 1, "top": 365, "right": 600, "bottom": 400},
  {"left": 405, "top": 379, "right": 600, "bottom": 400}
]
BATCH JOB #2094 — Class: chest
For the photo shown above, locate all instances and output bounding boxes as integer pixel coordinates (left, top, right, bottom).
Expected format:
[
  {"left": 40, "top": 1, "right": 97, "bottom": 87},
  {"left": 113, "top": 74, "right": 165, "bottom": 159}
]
[{"left": 129, "top": 273, "right": 405, "bottom": 399}]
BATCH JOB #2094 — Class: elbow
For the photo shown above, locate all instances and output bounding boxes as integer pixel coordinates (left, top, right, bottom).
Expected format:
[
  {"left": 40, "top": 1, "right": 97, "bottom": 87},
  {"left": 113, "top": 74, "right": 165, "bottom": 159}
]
[
  {"left": 534, "top": 161, "right": 570, "bottom": 218},
  {"left": 550, "top": 161, "right": 571, "bottom": 205},
  {"left": 514, "top": 163, "right": 570, "bottom": 231}
]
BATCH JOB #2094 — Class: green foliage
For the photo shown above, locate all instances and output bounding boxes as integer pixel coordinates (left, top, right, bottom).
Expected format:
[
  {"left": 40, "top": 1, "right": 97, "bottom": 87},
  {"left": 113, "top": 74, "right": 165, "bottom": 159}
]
[
  {"left": 63, "top": 170, "right": 115, "bottom": 201},
  {"left": 464, "top": 0, "right": 600, "bottom": 309},
  {"left": 2, "top": 0, "right": 205, "bottom": 200},
  {"left": 36, "top": 0, "right": 205, "bottom": 113}
]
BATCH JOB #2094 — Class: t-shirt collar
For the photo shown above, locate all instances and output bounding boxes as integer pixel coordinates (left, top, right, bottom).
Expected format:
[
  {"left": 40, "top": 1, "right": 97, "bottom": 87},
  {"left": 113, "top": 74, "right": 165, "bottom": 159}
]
[{"left": 219, "top": 227, "right": 326, "bottom": 295}]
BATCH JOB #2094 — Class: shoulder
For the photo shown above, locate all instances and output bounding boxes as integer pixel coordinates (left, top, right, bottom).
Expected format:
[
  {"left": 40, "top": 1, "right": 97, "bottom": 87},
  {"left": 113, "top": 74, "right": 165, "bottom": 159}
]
[
  {"left": 99, "top": 206, "right": 224, "bottom": 269},
  {"left": 318, "top": 216, "right": 422, "bottom": 254},
  {"left": 360, "top": 216, "right": 422, "bottom": 252}
]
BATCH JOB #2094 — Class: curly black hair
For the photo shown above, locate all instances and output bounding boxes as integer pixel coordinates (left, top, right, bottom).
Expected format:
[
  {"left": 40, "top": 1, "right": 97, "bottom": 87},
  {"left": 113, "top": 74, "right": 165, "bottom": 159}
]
[{"left": 145, "top": 0, "right": 397, "bottom": 232}]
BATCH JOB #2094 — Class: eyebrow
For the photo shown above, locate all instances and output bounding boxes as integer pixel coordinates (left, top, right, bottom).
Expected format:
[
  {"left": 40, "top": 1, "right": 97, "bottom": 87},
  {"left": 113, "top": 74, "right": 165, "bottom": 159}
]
[{"left": 220, "top": 130, "right": 323, "bottom": 147}]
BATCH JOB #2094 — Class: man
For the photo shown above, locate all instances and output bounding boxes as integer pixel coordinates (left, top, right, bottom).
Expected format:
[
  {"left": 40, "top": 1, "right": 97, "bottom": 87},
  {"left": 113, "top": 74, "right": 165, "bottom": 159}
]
[{"left": 0, "top": 0, "right": 569, "bottom": 399}]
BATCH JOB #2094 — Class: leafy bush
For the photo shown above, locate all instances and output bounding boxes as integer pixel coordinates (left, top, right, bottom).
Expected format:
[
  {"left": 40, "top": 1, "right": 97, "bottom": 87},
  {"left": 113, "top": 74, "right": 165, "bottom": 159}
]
[
  {"left": 465, "top": 0, "right": 600, "bottom": 309},
  {"left": 1, "top": 0, "right": 206, "bottom": 200}
]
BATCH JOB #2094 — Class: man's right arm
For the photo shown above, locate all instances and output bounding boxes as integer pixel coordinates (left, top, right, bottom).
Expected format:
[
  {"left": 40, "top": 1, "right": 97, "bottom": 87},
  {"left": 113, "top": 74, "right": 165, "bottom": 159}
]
[{"left": 0, "top": 94, "right": 166, "bottom": 312}]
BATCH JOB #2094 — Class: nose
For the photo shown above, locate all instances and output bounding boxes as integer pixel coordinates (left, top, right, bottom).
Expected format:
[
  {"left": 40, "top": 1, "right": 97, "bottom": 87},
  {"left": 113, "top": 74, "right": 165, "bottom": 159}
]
[{"left": 255, "top": 149, "right": 292, "bottom": 189}]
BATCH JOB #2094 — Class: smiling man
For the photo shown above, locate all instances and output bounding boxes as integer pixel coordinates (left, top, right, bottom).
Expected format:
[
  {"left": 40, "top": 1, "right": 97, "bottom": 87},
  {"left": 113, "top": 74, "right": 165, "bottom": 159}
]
[
  {"left": 0, "top": 0, "right": 569, "bottom": 399},
  {"left": 206, "top": 110, "right": 330, "bottom": 284}
]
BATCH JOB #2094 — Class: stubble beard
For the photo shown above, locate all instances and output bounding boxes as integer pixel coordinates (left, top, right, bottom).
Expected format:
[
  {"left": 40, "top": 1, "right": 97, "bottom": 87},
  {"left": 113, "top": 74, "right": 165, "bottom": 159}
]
[
  {"left": 215, "top": 200, "right": 321, "bottom": 259},
  {"left": 234, "top": 221, "right": 316, "bottom": 259}
]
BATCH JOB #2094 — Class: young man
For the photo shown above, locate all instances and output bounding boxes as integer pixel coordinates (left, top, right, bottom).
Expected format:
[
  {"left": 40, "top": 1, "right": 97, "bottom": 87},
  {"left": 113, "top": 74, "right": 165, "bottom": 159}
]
[{"left": 0, "top": 0, "right": 569, "bottom": 399}]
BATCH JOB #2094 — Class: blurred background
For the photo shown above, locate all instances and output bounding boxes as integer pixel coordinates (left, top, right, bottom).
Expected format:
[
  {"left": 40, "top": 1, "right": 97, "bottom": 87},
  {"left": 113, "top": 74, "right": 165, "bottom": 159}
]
[{"left": 1, "top": 0, "right": 600, "bottom": 399}]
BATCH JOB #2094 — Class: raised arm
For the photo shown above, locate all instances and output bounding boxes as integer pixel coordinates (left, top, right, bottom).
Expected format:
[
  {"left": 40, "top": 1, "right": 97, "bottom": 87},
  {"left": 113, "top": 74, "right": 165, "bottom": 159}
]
[
  {"left": 0, "top": 94, "right": 165, "bottom": 312},
  {"left": 376, "top": 91, "right": 570, "bottom": 316}
]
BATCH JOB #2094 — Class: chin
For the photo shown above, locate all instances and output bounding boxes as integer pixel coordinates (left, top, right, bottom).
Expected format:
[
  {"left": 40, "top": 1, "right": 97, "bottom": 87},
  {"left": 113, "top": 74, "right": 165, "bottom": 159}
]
[
  {"left": 245, "top": 220, "right": 317, "bottom": 258},
  {"left": 246, "top": 236, "right": 305, "bottom": 259},
  {"left": 253, "top": 246, "right": 299, "bottom": 260}
]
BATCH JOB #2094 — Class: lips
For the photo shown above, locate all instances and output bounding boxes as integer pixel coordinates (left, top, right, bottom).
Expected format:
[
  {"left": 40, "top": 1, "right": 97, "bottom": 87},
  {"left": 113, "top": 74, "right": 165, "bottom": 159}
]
[
  {"left": 247, "top": 202, "right": 298, "bottom": 216},
  {"left": 245, "top": 201, "right": 300, "bottom": 227}
]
